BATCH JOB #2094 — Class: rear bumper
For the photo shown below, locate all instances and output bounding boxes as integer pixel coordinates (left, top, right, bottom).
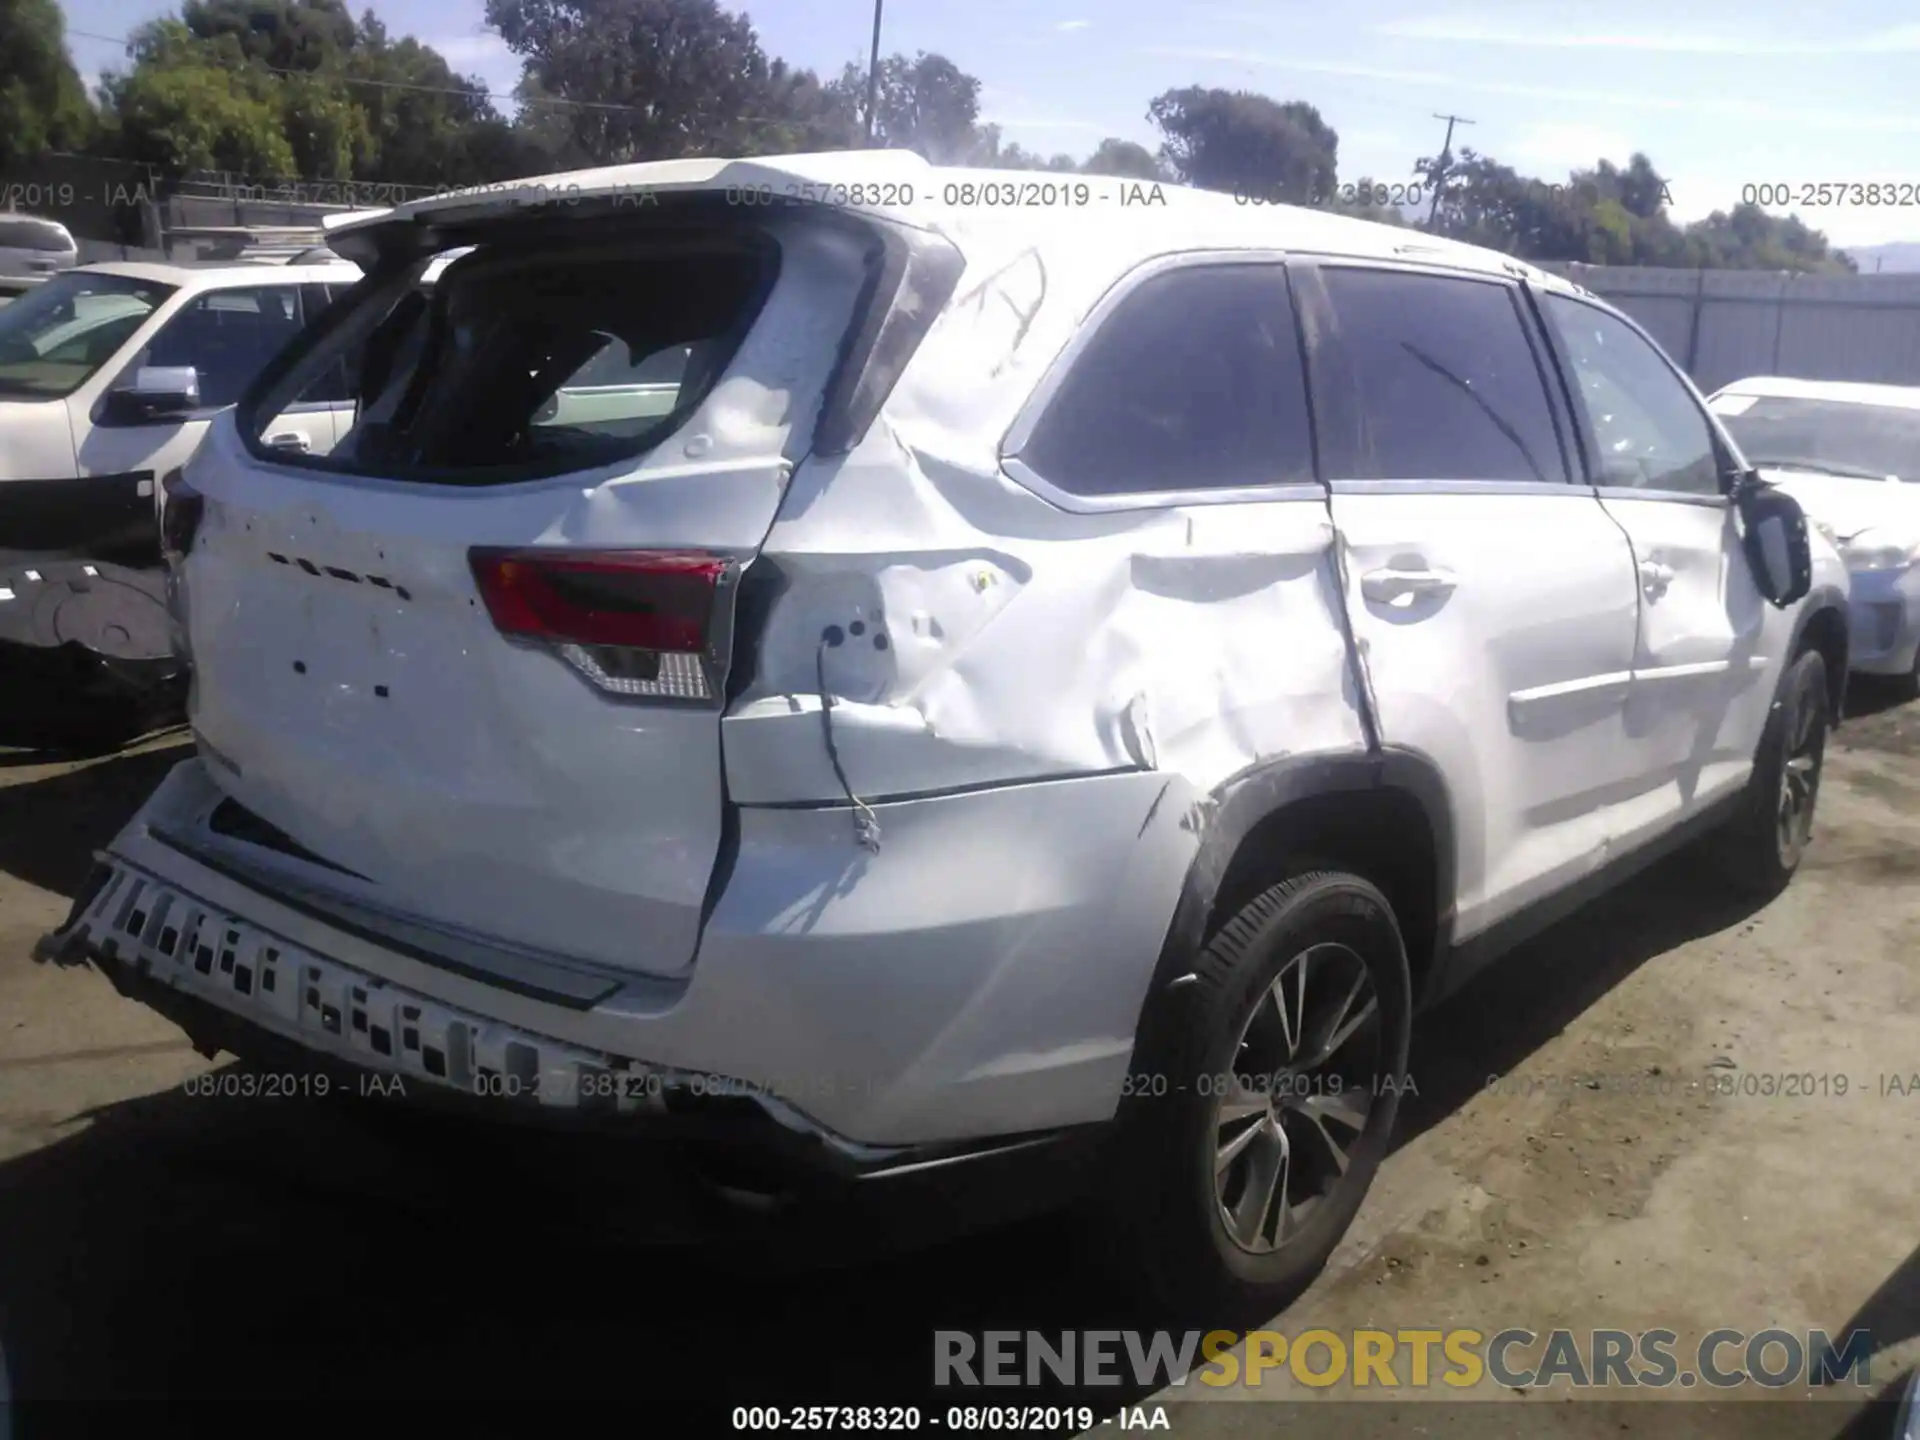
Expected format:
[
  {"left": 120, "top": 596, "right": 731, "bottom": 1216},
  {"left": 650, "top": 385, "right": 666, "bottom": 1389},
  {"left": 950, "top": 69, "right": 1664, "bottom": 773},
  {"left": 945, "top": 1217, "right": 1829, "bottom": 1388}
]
[
  {"left": 1845, "top": 564, "right": 1920, "bottom": 676},
  {"left": 38, "top": 917, "right": 1107, "bottom": 1237},
  {"left": 40, "top": 757, "right": 1201, "bottom": 1148}
]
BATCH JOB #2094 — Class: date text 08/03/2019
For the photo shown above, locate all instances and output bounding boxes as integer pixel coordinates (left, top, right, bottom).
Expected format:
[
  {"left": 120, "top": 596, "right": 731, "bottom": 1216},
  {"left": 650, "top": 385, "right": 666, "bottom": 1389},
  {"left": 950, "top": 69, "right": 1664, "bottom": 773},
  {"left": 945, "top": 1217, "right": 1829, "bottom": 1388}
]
[{"left": 730, "top": 1406, "right": 1170, "bottom": 1432}]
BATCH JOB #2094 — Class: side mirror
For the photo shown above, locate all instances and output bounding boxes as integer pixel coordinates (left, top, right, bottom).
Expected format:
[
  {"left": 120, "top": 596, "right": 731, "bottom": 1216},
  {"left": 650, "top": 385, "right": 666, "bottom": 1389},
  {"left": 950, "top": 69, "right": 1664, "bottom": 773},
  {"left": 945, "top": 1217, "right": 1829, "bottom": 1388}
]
[
  {"left": 104, "top": 366, "right": 201, "bottom": 424},
  {"left": 1734, "top": 472, "right": 1813, "bottom": 608}
]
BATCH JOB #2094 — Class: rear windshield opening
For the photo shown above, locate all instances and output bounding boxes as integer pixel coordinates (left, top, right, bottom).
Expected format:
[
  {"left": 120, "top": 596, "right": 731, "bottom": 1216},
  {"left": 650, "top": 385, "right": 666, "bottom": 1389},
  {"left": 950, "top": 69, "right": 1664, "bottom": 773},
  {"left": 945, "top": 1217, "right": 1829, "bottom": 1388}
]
[{"left": 255, "top": 236, "right": 779, "bottom": 486}]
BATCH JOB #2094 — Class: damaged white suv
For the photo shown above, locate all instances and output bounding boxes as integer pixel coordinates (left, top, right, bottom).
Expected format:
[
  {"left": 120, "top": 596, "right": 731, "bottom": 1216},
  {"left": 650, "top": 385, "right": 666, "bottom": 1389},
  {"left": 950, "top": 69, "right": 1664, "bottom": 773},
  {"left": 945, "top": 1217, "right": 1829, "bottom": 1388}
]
[{"left": 39, "top": 152, "right": 1849, "bottom": 1313}]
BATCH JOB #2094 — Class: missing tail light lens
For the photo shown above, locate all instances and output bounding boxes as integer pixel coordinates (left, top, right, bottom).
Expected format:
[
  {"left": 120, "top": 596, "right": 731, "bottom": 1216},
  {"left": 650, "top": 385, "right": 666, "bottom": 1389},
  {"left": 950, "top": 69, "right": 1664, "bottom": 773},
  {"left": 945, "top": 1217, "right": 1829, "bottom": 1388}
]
[
  {"left": 159, "top": 468, "right": 203, "bottom": 559},
  {"left": 468, "top": 548, "right": 738, "bottom": 703}
]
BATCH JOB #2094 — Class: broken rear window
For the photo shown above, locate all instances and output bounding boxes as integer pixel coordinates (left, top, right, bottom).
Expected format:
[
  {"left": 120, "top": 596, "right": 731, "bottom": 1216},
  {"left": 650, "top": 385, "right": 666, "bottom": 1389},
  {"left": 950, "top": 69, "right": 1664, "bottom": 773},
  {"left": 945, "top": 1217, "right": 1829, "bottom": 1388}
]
[{"left": 253, "top": 237, "right": 777, "bottom": 485}]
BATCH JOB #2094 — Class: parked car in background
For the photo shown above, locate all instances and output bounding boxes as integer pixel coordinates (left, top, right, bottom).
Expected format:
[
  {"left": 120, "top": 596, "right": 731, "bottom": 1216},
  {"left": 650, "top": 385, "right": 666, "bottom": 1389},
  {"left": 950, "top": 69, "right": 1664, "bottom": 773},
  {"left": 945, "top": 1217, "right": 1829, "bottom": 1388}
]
[
  {"left": 40, "top": 152, "right": 1847, "bottom": 1315},
  {"left": 0, "top": 257, "right": 361, "bottom": 751},
  {"left": 0, "top": 258, "right": 363, "bottom": 562},
  {"left": 0, "top": 215, "right": 79, "bottom": 293},
  {"left": 1709, "top": 377, "right": 1920, "bottom": 689}
]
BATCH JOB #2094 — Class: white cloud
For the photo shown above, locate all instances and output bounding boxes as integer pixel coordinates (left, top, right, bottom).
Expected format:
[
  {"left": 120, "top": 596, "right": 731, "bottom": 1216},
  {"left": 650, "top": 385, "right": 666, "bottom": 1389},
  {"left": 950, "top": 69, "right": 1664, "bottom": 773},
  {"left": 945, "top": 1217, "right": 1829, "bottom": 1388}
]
[
  {"left": 1055, "top": 18, "right": 1093, "bottom": 31},
  {"left": 1371, "top": 14, "right": 1920, "bottom": 55},
  {"left": 428, "top": 33, "right": 514, "bottom": 67},
  {"left": 1509, "top": 122, "right": 1634, "bottom": 171},
  {"left": 1147, "top": 47, "right": 1920, "bottom": 132}
]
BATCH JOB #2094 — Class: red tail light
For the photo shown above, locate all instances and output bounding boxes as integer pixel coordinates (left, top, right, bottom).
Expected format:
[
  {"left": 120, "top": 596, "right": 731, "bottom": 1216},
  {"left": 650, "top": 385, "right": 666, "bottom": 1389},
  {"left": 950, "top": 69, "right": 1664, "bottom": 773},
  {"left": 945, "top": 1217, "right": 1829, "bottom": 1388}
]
[
  {"left": 160, "top": 468, "right": 204, "bottom": 558},
  {"left": 468, "top": 549, "right": 737, "bottom": 703}
]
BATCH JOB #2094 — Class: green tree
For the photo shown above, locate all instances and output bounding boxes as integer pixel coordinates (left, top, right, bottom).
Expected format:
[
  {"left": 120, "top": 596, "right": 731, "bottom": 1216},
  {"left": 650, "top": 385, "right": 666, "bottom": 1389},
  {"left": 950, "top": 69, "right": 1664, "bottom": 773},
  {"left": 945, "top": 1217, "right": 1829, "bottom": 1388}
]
[
  {"left": 1329, "top": 177, "right": 1407, "bottom": 227},
  {"left": 99, "top": 25, "right": 297, "bottom": 177},
  {"left": 0, "top": 0, "right": 96, "bottom": 166},
  {"left": 749, "top": 58, "right": 860, "bottom": 155},
  {"left": 487, "top": 0, "right": 807, "bottom": 165},
  {"left": 176, "top": 0, "right": 357, "bottom": 70},
  {"left": 1424, "top": 144, "right": 1855, "bottom": 273},
  {"left": 344, "top": 16, "right": 526, "bottom": 185},
  {"left": 1083, "top": 137, "right": 1162, "bottom": 180},
  {"left": 100, "top": 0, "right": 526, "bottom": 185},
  {"left": 827, "top": 50, "right": 984, "bottom": 163},
  {"left": 956, "top": 125, "right": 1049, "bottom": 169},
  {"left": 1148, "top": 86, "right": 1338, "bottom": 203},
  {"left": 1684, "top": 203, "right": 1856, "bottom": 273}
]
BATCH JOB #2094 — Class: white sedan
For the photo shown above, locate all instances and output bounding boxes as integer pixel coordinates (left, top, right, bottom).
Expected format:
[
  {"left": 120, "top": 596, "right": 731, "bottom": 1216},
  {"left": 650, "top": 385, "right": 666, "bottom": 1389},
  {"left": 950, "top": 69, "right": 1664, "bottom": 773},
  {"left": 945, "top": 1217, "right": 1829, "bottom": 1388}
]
[{"left": 1709, "top": 376, "right": 1920, "bottom": 687}]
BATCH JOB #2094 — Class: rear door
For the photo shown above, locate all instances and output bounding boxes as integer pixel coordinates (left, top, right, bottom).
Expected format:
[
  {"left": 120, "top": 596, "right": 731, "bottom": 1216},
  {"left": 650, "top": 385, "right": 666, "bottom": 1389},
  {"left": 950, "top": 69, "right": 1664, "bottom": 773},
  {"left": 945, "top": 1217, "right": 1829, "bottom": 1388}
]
[
  {"left": 1536, "top": 290, "right": 1772, "bottom": 838},
  {"left": 78, "top": 281, "right": 329, "bottom": 480},
  {"left": 1297, "top": 260, "right": 1645, "bottom": 940},
  {"left": 179, "top": 214, "right": 881, "bottom": 978}
]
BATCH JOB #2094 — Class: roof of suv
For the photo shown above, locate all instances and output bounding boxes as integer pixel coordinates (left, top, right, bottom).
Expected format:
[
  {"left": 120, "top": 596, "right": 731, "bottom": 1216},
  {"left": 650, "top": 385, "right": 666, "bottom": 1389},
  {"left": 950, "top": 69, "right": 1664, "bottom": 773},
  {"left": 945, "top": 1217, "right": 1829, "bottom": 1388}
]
[
  {"left": 322, "top": 149, "right": 1583, "bottom": 300},
  {"left": 69, "top": 259, "right": 363, "bottom": 290}
]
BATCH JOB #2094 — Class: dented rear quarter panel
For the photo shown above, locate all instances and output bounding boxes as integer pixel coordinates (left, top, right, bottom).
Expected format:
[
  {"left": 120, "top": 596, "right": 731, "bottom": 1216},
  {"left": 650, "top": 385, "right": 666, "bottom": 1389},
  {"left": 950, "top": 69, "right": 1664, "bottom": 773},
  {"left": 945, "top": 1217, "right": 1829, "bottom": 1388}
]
[{"left": 725, "top": 219, "right": 1371, "bottom": 807}]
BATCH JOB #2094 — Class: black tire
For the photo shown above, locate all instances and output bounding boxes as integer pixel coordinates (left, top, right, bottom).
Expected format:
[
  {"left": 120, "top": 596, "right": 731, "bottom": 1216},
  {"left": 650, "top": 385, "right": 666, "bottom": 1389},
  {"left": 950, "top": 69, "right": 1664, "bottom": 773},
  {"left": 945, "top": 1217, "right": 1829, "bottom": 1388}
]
[
  {"left": 1710, "top": 648, "right": 1830, "bottom": 897},
  {"left": 1099, "top": 871, "right": 1413, "bottom": 1320}
]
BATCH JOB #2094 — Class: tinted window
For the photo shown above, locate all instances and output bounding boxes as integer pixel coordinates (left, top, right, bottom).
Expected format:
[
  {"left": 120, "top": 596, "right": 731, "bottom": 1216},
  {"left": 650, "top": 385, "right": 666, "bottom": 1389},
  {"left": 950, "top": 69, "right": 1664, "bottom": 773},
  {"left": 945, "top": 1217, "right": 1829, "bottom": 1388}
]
[
  {"left": 137, "top": 286, "right": 304, "bottom": 409},
  {"left": 1320, "top": 268, "right": 1566, "bottom": 484},
  {"left": 1017, "top": 264, "right": 1314, "bottom": 496},
  {"left": 1544, "top": 294, "right": 1719, "bottom": 495}
]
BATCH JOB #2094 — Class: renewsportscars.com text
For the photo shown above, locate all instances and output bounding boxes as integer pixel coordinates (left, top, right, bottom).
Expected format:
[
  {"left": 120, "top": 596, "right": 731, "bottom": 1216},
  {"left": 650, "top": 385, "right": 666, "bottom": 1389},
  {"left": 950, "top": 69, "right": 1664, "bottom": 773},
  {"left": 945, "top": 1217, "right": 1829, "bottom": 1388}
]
[{"left": 934, "top": 1327, "right": 1877, "bottom": 1390}]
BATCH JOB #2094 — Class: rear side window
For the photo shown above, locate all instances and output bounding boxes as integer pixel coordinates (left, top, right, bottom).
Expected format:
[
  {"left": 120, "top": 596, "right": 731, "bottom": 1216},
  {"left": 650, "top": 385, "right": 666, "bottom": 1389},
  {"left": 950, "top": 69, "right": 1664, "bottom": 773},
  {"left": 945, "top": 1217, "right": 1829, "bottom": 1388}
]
[
  {"left": 327, "top": 243, "right": 775, "bottom": 483},
  {"left": 1320, "top": 268, "right": 1568, "bottom": 485},
  {"left": 133, "top": 285, "right": 304, "bottom": 409},
  {"left": 1014, "top": 264, "right": 1315, "bottom": 497}
]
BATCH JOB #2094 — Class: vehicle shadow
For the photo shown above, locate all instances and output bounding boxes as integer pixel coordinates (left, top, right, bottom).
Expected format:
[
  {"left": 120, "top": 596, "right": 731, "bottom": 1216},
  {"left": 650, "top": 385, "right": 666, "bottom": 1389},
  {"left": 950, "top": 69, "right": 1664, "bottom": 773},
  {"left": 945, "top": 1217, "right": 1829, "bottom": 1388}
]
[
  {"left": 1834, "top": 1243, "right": 1920, "bottom": 1384},
  {"left": 1845, "top": 673, "right": 1919, "bottom": 722},
  {"left": 1395, "top": 844, "right": 1765, "bottom": 1148},
  {"left": 0, "top": 753, "right": 1779, "bottom": 1425},
  {"left": 0, "top": 738, "right": 188, "bottom": 899}
]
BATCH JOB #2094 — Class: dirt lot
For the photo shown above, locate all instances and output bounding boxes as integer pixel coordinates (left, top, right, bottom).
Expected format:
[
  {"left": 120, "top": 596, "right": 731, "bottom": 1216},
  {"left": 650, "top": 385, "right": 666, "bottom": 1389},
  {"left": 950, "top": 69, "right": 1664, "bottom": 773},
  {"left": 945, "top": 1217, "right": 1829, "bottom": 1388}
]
[{"left": 3, "top": 694, "right": 1920, "bottom": 1436}]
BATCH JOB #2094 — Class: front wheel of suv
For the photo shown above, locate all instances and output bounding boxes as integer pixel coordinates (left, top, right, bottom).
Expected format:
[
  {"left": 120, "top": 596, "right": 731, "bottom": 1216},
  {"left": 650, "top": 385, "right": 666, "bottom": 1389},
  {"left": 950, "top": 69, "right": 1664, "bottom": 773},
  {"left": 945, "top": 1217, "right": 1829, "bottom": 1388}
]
[
  {"left": 1100, "top": 871, "right": 1413, "bottom": 1321},
  {"left": 1709, "top": 647, "right": 1831, "bottom": 898}
]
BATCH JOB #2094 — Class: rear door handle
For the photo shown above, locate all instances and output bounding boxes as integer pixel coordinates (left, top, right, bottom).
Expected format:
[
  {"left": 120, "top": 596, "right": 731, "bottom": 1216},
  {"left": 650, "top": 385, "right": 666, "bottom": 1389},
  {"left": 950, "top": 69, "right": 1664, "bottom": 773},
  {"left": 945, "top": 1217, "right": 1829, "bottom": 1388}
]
[
  {"left": 1639, "top": 560, "right": 1675, "bottom": 596},
  {"left": 265, "top": 431, "right": 312, "bottom": 453},
  {"left": 1361, "top": 566, "right": 1457, "bottom": 605}
]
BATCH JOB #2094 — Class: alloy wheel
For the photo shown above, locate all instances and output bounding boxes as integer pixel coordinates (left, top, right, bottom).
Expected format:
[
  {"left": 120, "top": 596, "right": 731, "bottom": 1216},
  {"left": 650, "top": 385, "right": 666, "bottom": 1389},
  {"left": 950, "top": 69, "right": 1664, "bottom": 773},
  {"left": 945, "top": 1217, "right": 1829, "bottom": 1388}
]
[
  {"left": 1775, "top": 675, "right": 1825, "bottom": 869},
  {"left": 1212, "top": 941, "right": 1383, "bottom": 1254}
]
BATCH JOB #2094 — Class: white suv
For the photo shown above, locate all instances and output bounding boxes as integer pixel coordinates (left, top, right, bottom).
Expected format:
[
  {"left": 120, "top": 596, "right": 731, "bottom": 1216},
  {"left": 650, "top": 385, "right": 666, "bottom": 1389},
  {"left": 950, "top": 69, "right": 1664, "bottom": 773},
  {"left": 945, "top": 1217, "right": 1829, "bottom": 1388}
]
[
  {"left": 0, "top": 259, "right": 363, "bottom": 561},
  {"left": 38, "top": 153, "right": 1849, "bottom": 1313}
]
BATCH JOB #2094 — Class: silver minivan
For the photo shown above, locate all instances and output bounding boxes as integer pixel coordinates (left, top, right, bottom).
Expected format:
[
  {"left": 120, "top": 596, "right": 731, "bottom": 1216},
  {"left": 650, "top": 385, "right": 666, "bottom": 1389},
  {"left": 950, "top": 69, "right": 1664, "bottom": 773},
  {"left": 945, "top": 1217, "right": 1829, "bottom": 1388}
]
[{"left": 0, "top": 215, "right": 79, "bottom": 290}]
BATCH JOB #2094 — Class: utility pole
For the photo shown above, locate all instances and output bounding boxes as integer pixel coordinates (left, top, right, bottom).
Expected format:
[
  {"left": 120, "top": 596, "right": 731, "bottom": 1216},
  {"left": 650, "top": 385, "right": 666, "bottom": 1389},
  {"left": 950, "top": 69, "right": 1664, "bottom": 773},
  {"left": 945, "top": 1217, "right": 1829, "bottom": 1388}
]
[
  {"left": 864, "top": 0, "right": 886, "bottom": 146},
  {"left": 1425, "top": 112, "right": 1475, "bottom": 227}
]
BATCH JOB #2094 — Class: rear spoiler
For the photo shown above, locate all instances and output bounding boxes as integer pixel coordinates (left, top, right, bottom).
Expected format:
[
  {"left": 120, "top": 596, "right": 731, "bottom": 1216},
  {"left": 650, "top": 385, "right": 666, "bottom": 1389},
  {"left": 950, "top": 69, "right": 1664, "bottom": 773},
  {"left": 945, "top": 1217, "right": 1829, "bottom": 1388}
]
[{"left": 239, "top": 187, "right": 964, "bottom": 462}]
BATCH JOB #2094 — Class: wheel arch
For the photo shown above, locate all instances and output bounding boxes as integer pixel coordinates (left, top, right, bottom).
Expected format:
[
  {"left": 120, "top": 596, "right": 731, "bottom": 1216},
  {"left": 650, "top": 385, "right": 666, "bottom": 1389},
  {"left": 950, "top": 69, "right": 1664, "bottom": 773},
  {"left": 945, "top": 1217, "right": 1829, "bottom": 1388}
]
[
  {"left": 1134, "top": 747, "right": 1458, "bottom": 1062},
  {"left": 1790, "top": 587, "right": 1850, "bottom": 722}
]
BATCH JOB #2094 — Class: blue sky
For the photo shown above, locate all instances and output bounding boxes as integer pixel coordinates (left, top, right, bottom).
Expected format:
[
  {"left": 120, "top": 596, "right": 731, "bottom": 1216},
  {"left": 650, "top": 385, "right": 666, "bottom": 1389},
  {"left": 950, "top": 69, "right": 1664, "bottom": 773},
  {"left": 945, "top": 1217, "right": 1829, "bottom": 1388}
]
[{"left": 57, "top": 0, "right": 1920, "bottom": 246}]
